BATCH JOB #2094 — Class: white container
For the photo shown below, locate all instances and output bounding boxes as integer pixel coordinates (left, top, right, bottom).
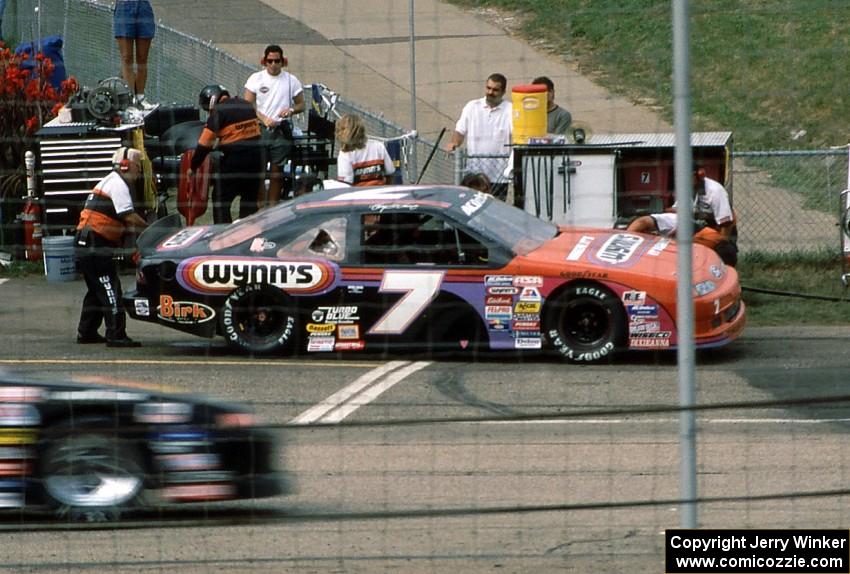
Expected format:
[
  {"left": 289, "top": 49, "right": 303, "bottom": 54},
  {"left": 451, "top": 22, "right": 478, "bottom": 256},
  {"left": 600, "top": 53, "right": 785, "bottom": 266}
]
[{"left": 42, "top": 235, "right": 77, "bottom": 282}]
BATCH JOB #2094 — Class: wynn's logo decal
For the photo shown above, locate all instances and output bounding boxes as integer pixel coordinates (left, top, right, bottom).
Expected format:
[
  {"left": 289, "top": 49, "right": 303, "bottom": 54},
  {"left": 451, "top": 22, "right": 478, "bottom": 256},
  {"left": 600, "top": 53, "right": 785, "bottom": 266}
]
[{"left": 176, "top": 257, "right": 338, "bottom": 295}]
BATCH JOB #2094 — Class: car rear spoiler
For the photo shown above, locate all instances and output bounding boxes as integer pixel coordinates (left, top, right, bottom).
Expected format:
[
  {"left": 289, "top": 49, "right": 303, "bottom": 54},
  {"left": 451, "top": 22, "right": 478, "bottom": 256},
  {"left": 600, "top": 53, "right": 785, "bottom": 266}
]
[{"left": 137, "top": 213, "right": 184, "bottom": 257}]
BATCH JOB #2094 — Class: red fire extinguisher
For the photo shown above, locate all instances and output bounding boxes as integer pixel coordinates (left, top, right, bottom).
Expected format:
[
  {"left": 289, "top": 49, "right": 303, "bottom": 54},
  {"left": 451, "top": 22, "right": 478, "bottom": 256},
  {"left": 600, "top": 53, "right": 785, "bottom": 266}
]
[{"left": 22, "top": 151, "right": 43, "bottom": 262}]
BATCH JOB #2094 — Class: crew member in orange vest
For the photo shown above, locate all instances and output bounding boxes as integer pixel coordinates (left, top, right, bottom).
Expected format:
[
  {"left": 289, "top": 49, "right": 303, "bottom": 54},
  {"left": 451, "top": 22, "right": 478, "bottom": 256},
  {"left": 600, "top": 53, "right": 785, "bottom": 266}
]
[
  {"left": 75, "top": 146, "right": 148, "bottom": 347},
  {"left": 188, "top": 84, "right": 263, "bottom": 223}
]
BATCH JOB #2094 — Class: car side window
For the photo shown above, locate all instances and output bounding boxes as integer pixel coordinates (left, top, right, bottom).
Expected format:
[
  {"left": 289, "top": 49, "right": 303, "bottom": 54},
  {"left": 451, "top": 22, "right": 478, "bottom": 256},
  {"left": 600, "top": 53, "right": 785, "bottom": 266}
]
[
  {"left": 361, "top": 212, "right": 488, "bottom": 266},
  {"left": 276, "top": 216, "right": 347, "bottom": 261}
]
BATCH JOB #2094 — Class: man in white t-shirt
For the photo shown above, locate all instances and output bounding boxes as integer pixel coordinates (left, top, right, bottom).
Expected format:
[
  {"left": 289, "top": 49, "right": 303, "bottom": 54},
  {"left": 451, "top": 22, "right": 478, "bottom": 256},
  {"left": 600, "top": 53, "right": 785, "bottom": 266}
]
[
  {"left": 244, "top": 44, "right": 305, "bottom": 207},
  {"left": 448, "top": 73, "right": 512, "bottom": 200}
]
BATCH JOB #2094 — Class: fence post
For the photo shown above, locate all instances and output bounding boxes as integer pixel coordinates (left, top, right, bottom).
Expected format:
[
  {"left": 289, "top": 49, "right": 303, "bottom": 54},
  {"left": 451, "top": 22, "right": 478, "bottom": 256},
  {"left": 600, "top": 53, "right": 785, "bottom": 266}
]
[{"left": 453, "top": 149, "right": 465, "bottom": 185}]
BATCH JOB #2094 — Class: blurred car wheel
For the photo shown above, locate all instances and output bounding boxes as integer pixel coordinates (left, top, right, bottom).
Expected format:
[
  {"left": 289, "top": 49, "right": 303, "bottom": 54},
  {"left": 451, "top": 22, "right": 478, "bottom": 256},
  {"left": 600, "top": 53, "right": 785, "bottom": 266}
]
[{"left": 41, "top": 431, "right": 145, "bottom": 521}]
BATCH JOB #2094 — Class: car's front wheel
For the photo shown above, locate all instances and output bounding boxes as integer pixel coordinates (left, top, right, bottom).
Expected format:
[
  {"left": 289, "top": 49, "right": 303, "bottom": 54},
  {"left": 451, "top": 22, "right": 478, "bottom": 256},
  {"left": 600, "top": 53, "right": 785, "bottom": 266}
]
[
  {"left": 544, "top": 282, "right": 625, "bottom": 363},
  {"left": 41, "top": 431, "right": 145, "bottom": 521},
  {"left": 220, "top": 284, "right": 298, "bottom": 354}
]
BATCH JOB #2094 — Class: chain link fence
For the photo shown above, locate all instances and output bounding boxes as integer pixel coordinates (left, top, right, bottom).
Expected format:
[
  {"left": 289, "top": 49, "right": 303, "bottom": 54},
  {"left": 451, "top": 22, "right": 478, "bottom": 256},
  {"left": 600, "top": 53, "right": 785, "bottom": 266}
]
[{"left": 4, "top": 1, "right": 845, "bottom": 256}]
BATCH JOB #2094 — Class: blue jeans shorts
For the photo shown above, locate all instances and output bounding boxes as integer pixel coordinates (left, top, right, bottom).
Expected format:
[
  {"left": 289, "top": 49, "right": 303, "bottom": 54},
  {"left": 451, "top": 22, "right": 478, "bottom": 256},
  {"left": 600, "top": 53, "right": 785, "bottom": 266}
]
[{"left": 114, "top": 0, "right": 156, "bottom": 39}]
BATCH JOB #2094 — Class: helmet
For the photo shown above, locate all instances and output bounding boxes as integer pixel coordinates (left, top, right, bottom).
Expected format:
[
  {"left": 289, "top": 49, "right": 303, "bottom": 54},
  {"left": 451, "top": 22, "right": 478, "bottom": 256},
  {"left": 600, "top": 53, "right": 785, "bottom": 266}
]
[{"left": 198, "top": 84, "right": 229, "bottom": 111}]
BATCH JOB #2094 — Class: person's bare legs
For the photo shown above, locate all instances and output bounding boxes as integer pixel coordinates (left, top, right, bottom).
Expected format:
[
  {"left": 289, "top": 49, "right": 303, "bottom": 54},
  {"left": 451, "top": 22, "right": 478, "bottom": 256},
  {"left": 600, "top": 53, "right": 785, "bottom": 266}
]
[
  {"left": 266, "top": 163, "right": 283, "bottom": 206},
  {"left": 134, "top": 37, "right": 152, "bottom": 95},
  {"left": 116, "top": 37, "right": 136, "bottom": 91}
]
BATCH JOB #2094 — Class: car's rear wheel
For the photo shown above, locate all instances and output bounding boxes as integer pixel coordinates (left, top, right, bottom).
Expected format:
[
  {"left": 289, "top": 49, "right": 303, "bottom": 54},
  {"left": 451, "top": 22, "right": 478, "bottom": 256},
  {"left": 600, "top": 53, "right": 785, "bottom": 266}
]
[
  {"left": 220, "top": 284, "right": 298, "bottom": 354},
  {"left": 544, "top": 282, "right": 625, "bottom": 363},
  {"left": 41, "top": 432, "right": 144, "bottom": 521}
]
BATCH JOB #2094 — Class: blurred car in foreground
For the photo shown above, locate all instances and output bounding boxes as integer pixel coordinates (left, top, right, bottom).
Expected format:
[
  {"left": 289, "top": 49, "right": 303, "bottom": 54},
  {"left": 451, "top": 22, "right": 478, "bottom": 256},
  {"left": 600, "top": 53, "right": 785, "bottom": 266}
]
[
  {"left": 124, "top": 185, "right": 745, "bottom": 362},
  {"left": 0, "top": 371, "right": 282, "bottom": 521}
]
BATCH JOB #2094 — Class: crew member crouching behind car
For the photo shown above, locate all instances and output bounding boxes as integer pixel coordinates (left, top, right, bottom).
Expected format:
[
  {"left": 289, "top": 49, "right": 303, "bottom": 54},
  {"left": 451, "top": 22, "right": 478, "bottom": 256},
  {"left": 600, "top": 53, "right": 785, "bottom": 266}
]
[
  {"left": 75, "top": 146, "right": 149, "bottom": 347},
  {"left": 626, "top": 168, "right": 738, "bottom": 266}
]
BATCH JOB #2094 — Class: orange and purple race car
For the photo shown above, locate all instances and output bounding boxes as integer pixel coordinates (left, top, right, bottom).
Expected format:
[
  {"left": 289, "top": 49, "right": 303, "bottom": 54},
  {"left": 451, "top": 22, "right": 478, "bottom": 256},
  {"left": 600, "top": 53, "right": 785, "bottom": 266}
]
[{"left": 124, "top": 185, "right": 745, "bottom": 362}]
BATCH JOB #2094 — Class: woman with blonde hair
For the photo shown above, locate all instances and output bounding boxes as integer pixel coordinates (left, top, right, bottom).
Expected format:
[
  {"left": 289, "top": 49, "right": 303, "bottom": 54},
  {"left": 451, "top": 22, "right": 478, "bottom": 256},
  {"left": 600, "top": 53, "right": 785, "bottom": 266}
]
[{"left": 335, "top": 114, "right": 396, "bottom": 186}]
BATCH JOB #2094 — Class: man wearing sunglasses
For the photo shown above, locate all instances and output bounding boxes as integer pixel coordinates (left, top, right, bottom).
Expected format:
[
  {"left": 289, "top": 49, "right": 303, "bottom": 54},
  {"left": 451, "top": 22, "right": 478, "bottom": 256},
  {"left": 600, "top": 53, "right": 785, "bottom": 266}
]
[{"left": 244, "top": 44, "right": 305, "bottom": 208}]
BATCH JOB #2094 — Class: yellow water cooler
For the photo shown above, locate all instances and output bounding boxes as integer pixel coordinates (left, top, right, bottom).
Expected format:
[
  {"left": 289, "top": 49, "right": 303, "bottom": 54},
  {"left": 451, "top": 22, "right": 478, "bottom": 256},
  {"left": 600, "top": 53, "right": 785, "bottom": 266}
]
[{"left": 511, "top": 84, "right": 547, "bottom": 144}]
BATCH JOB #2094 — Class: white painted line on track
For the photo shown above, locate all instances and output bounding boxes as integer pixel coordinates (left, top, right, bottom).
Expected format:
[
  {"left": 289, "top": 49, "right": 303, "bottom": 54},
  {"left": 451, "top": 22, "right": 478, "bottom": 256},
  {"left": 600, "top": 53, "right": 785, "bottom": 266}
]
[
  {"left": 480, "top": 417, "right": 850, "bottom": 425},
  {"left": 289, "top": 360, "right": 430, "bottom": 425},
  {"left": 319, "top": 361, "right": 431, "bottom": 424}
]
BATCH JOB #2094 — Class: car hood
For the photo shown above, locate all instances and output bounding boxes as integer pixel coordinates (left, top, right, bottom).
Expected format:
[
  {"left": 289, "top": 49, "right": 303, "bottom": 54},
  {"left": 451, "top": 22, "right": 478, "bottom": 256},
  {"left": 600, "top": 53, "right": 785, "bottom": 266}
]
[{"left": 526, "top": 226, "right": 723, "bottom": 284}]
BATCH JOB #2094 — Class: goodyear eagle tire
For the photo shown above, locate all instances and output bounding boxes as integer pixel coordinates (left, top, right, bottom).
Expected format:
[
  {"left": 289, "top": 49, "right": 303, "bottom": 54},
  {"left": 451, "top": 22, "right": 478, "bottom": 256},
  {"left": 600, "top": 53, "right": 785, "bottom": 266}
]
[
  {"left": 41, "top": 431, "right": 145, "bottom": 522},
  {"left": 544, "top": 283, "right": 626, "bottom": 363},
  {"left": 221, "top": 284, "right": 297, "bottom": 354}
]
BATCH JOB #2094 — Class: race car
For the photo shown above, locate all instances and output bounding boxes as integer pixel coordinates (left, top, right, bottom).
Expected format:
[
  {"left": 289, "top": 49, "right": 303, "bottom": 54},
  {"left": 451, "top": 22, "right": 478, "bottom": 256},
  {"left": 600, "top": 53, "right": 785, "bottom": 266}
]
[
  {"left": 0, "top": 370, "right": 282, "bottom": 521},
  {"left": 124, "top": 185, "right": 745, "bottom": 362}
]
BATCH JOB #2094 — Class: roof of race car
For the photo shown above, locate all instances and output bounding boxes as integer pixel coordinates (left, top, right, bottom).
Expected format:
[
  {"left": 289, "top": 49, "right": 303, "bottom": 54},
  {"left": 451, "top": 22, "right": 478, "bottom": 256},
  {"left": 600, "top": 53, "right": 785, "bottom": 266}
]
[{"left": 289, "top": 185, "right": 481, "bottom": 216}]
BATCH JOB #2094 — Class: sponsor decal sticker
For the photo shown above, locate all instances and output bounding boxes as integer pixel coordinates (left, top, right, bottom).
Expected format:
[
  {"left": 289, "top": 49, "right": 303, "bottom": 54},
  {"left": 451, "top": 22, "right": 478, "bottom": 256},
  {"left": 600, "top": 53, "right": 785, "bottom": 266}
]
[
  {"left": 710, "top": 264, "right": 723, "bottom": 278},
  {"left": 0, "top": 430, "right": 37, "bottom": 446},
  {"left": 485, "top": 275, "right": 514, "bottom": 286},
  {"left": 630, "top": 332, "right": 672, "bottom": 348},
  {"left": 647, "top": 238, "right": 671, "bottom": 257},
  {"left": 0, "top": 387, "right": 44, "bottom": 403},
  {"left": 0, "top": 405, "right": 40, "bottom": 426},
  {"left": 622, "top": 291, "right": 646, "bottom": 305},
  {"left": 307, "top": 323, "right": 336, "bottom": 334},
  {"left": 161, "top": 483, "right": 235, "bottom": 502},
  {"left": 159, "top": 227, "right": 208, "bottom": 251},
  {"left": 514, "top": 301, "right": 541, "bottom": 314},
  {"left": 312, "top": 306, "right": 360, "bottom": 324},
  {"left": 158, "top": 295, "right": 215, "bottom": 325},
  {"left": 629, "top": 320, "right": 661, "bottom": 333},
  {"left": 157, "top": 453, "right": 221, "bottom": 471},
  {"left": 133, "top": 402, "right": 193, "bottom": 424},
  {"left": 559, "top": 271, "right": 609, "bottom": 279},
  {"left": 307, "top": 336, "right": 336, "bottom": 352},
  {"left": 485, "top": 295, "right": 513, "bottom": 306},
  {"left": 512, "top": 320, "right": 540, "bottom": 331},
  {"left": 249, "top": 237, "right": 276, "bottom": 253},
  {"left": 135, "top": 298, "right": 150, "bottom": 317},
  {"left": 514, "top": 313, "right": 541, "bottom": 322},
  {"left": 487, "top": 319, "right": 509, "bottom": 331},
  {"left": 515, "top": 337, "right": 542, "bottom": 349},
  {"left": 337, "top": 324, "right": 361, "bottom": 340},
  {"left": 519, "top": 287, "right": 542, "bottom": 301},
  {"left": 487, "top": 286, "right": 519, "bottom": 295},
  {"left": 177, "top": 257, "right": 337, "bottom": 295},
  {"left": 335, "top": 340, "right": 365, "bottom": 351},
  {"left": 347, "top": 285, "right": 365, "bottom": 294},
  {"left": 566, "top": 235, "right": 595, "bottom": 261},
  {"left": 628, "top": 304, "right": 658, "bottom": 317},
  {"left": 594, "top": 234, "right": 644, "bottom": 265},
  {"left": 460, "top": 192, "right": 489, "bottom": 216},
  {"left": 513, "top": 275, "right": 544, "bottom": 287},
  {"left": 485, "top": 305, "right": 513, "bottom": 320}
]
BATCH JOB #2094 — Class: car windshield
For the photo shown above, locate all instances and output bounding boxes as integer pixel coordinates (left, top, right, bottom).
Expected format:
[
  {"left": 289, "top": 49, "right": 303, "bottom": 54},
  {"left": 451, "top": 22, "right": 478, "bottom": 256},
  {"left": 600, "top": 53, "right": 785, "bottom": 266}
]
[
  {"left": 465, "top": 199, "right": 558, "bottom": 255},
  {"left": 209, "top": 205, "right": 297, "bottom": 251}
]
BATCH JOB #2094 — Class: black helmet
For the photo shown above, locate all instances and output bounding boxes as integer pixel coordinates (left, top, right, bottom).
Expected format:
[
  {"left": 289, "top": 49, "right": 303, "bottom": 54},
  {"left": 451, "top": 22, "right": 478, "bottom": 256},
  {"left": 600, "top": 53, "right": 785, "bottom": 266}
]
[{"left": 198, "top": 84, "right": 229, "bottom": 111}]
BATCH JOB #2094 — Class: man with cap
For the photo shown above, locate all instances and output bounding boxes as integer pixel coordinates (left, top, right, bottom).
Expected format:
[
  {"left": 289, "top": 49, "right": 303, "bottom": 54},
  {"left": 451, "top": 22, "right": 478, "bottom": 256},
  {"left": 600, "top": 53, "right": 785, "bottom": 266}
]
[
  {"left": 188, "top": 84, "right": 263, "bottom": 224},
  {"left": 75, "top": 146, "right": 148, "bottom": 347}
]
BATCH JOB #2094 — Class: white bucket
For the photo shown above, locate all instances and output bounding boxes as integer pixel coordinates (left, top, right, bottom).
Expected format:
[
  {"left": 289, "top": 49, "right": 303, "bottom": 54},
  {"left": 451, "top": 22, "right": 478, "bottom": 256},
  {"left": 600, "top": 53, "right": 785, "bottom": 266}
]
[{"left": 42, "top": 235, "right": 77, "bottom": 282}]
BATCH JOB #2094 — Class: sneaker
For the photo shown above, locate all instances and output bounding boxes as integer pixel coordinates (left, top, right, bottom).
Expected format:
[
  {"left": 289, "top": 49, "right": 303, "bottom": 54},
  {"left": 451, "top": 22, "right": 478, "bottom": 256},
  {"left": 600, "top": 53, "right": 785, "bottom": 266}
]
[
  {"left": 135, "top": 95, "right": 157, "bottom": 111},
  {"left": 77, "top": 333, "right": 107, "bottom": 344},
  {"left": 106, "top": 337, "right": 142, "bottom": 348}
]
